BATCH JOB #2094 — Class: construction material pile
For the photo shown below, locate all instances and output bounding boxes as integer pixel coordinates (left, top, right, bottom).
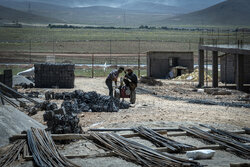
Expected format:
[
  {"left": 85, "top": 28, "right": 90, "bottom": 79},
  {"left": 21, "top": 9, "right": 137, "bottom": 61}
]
[
  {"left": 13, "top": 75, "right": 34, "bottom": 88},
  {"left": 90, "top": 132, "right": 201, "bottom": 167},
  {"left": 43, "top": 106, "right": 82, "bottom": 134},
  {"left": 133, "top": 126, "right": 195, "bottom": 152},
  {"left": 45, "top": 90, "right": 130, "bottom": 113},
  {"left": 0, "top": 69, "right": 12, "bottom": 88},
  {"left": 180, "top": 125, "right": 250, "bottom": 159},
  {"left": 27, "top": 128, "right": 79, "bottom": 167},
  {"left": 35, "top": 63, "right": 75, "bottom": 88},
  {"left": 140, "top": 76, "right": 163, "bottom": 86},
  {"left": 173, "top": 69, "right": 212, "bottom": 82},
  {"left": 0, "top": 139, "right": 28, "bottom": 167}
]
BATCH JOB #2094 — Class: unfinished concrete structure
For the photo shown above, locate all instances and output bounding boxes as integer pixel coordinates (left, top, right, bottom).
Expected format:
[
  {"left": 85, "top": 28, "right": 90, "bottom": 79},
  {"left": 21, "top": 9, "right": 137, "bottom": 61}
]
[
  {"left": 147, "top": 51, "right": 194, "bottom": 79},
  {"left": 198, "top": 44, "right": 250, "bottom": 91}
]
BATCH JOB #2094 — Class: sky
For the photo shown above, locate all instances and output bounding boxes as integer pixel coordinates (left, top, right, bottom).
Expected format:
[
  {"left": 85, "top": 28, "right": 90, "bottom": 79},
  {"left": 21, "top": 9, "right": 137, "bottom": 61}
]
[{"left": 12, "top": 0, "right": 226, "bottom": 8}]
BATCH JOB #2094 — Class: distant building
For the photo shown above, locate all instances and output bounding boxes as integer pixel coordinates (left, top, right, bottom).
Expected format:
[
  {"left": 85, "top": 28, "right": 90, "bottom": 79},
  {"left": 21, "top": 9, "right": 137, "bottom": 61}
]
[
  {"left": 147, "top": 51, "right": 194, "bottom": 79},
  {"left": 3, "top": 21, "right": 22, "bottom": 28}
]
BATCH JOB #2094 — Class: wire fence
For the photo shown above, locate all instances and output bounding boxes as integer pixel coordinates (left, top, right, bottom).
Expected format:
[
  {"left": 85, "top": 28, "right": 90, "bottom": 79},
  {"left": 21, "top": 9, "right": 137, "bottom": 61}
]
[{"left": 1, "top": 28, "right": 250, "bottom": 77}]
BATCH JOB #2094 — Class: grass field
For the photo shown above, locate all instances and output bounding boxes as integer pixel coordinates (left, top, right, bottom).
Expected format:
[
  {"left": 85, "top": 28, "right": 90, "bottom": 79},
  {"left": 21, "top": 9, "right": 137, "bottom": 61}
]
[{"left": 0, "top": 27, "right": 249, "bottom": 77}]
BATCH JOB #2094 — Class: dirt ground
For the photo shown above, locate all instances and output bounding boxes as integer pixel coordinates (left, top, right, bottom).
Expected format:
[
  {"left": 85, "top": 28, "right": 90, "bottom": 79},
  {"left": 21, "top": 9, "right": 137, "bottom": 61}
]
[
  {"left": 9, "top": 77, "right": 250, "bottom": 166},
  {"left": 72, "top": 77, "right": 250, "bottom": 129}
]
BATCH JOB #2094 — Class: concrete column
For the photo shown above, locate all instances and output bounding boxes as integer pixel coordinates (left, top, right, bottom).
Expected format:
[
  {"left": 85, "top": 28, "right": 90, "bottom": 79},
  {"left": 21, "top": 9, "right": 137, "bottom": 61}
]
[
  {"left": 198, "top": 49, "right": 204, "bottom": 87},
  {"left": 236, "top": 54, "right": 244, "bottom": 91},
  {"left": 212, "top": 51, "right": 219, "bottom": 88}
]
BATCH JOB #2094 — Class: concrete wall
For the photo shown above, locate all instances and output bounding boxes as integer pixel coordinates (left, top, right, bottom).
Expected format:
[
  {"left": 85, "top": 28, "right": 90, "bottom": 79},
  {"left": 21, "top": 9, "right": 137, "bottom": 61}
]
[
  {"left": 147, "top": 51, "right": 194, "bottom": 78},
  {"left": 220, "top": 55, "right": 250, "bottom": 84}
]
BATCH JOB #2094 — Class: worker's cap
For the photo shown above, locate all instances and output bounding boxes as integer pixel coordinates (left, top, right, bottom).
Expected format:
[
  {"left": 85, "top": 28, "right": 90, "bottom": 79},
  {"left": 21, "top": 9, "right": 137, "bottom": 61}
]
[{"left": 125, "top": 68, "right": 133, "bottom": 73}]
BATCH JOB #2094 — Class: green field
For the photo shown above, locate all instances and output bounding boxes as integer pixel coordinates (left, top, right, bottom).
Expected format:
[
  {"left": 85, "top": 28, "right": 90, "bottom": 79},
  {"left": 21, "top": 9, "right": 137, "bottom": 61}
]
[
  {"left": 0, "top": 27, "right": 250, "bottom": 77},
  {"left": 1, "top": 27, "right": 249, "bottom": 56}
]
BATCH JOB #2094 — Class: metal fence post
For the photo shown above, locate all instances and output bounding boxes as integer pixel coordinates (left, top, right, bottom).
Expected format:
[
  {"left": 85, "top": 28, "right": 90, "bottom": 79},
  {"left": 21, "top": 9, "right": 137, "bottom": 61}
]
[{"left": 92, "top": 54, "right": 94, "bottom": 78}]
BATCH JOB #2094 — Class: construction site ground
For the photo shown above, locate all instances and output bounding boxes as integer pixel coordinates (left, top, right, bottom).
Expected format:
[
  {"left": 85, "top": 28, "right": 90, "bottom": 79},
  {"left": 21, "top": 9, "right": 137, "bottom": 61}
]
[{"left": 7, "top": 77, "right": 250, "bottom": 166}]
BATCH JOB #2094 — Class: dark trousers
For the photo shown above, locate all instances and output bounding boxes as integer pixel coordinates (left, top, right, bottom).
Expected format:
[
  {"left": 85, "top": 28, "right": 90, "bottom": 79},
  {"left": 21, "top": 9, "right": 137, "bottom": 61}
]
[{"left": 105, "top": 79, "right": 113, "bottom": 97}]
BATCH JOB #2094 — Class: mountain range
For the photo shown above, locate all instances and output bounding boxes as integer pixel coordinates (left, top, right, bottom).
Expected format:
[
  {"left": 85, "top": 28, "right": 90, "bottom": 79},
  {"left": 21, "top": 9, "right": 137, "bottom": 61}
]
[
  {"left": 166, "top": 0, "right": 250, "bottom": 26},
  {"left": 1, "top": 0, "right": 250, "bottom": 26}
]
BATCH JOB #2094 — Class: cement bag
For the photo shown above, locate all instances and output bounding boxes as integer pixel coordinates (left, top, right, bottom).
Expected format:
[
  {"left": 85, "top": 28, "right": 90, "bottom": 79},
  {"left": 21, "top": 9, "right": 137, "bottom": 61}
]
[{"left": 186, "top": 149, "right": 215, "bottom": 160}]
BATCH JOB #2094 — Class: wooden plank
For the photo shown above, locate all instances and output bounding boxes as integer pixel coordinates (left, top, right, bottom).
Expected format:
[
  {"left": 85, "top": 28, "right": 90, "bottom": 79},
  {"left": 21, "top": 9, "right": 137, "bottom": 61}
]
[
  {"left": 9, "top": 131, "right": 168, "bottom": 142},
  {"left": 230, "top": 163, "right": 250, "bottom": 167},
  {"left": 24, "top": 143, "right": 250, "bottom": 161},
  {"left": 9, "top": 130, "right": 246, "bottom": 142},
  {"left": 167, "top": 130, "right": 246, "bottom": 137},
  {"left": 89, "top": 128, "right": 182, "bottom": 132}
]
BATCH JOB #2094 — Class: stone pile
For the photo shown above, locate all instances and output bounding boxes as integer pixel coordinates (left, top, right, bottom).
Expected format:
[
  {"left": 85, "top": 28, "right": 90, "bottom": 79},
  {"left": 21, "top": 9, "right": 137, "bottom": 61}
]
[
  {"left": 35, "top": 63, "right": 75, "bottom": 88},
  {"left": 45, "top": 90, "right": 130, "bottom": 113},
  {"left": 43, "top": 107, "right": 82, "bottom": 134}
]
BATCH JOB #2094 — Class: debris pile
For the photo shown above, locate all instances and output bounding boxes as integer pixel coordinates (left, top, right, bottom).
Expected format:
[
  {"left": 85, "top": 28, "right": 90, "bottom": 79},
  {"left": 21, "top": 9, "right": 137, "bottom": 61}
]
[
  {"left": 43, "top": 107, "right": 82, "bottom": 134},
  {"left": 13, "top": 75, "right": 34, "bottom": 88},
  {"left": 45, "top": 90, "right": 130, "bottom": 113},
  {"left": 27, "top": 101, "right": 58, "bottom": 116},
  {"left": 174, "top": 69, "right": 212, "bottom": 82},
  {"left": 140, "top": 76, "right": 163, "bottom": 86}
]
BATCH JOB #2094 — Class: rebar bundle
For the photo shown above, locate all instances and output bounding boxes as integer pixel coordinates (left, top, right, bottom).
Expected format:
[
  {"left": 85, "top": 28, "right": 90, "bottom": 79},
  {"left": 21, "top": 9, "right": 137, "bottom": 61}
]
[
  {"left": 180, "top": 126, "right": 250, "bottom": 159},
  {"left": 133, "top": 126, "right": 195, "bottom": 152},
  {"left": 0, "top": 139, "right": 27, "bottom": 167},
  {"left": 200, "top": 124, "right": 250, "bottom": 143},
  {"left": 90, "top": 132, "right": 201, "bottom": 167},
  {"left": 27, "top": 128, "right": 79, "bottom": 167}
]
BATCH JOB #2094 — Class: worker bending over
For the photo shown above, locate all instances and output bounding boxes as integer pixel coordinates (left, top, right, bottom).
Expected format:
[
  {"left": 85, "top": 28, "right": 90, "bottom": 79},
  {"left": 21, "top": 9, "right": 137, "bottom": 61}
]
[{"left": 106, "top": 67, "right": 124, "bottom": 97}]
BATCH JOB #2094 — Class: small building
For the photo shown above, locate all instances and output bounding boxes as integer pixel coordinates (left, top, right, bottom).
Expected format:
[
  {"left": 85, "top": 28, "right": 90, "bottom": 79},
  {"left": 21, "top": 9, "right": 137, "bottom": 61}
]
[
  {"left": 220, "top": 54, "right": 250, "bottom": 84},
  {"left": 147, "top": 51, "right": 194, "bottom": 79}
]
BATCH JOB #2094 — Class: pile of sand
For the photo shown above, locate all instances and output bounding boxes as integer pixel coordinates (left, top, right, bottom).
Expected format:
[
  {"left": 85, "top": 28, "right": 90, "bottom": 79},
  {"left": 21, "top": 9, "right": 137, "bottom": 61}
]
[
  {"left": 0, "top": 105, "right": 45, "bottom": 147},
  {"left": 173, "top": 69, "right": 212, "bottom": 82}
]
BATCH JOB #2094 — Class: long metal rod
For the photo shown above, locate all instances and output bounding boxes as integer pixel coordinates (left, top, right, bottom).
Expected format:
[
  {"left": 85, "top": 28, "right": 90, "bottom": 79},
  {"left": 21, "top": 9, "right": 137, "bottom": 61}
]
[
  {"left": 89, "top": 128, "right": 182, "bottom": 132},
  {"left": 0, "top": 91, "right": 19, "bottom": 108},
  {"left": 0, "top": 82, "right": 39, "bottom": 105}
]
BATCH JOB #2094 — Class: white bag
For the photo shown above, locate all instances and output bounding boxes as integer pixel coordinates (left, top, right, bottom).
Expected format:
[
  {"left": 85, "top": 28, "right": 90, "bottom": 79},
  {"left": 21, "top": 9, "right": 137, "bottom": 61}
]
[{"left": 186, "top": 149, "right": 215, "bottom": 160}]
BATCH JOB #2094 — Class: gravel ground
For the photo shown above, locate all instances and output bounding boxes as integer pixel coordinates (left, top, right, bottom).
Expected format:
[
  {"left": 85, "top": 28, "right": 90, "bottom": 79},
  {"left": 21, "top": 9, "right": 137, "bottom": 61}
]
[{"left": 7, "top": 77, "right": 250, "bottom": 167}]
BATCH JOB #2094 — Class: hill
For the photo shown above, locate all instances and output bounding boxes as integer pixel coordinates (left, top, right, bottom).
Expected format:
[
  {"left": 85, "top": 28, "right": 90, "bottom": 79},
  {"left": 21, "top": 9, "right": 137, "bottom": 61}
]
[
  {"left": 0, "top": 5, "right": 61, "bottom": 24},
  {"left": 0, "top": 1, "right": 172, "bottom": 26},
  {"left": 120, "top": 2, "right": 188, "bottom": 14},
  {"left": 165, "top": 0, "right": 250, "bottom": 26}
]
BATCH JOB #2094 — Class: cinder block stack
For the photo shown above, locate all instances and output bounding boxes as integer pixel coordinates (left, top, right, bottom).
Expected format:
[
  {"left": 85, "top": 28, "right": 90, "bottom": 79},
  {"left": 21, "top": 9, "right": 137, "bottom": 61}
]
[
  {"left": 0, "top": 69, "right": 13, "bottom": 88},
  {"left": 3, "top": 70, "right": 13, "bottom": 88},
  {"left": 35, "top": 63, "right": 75, "bottom": 88}
]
